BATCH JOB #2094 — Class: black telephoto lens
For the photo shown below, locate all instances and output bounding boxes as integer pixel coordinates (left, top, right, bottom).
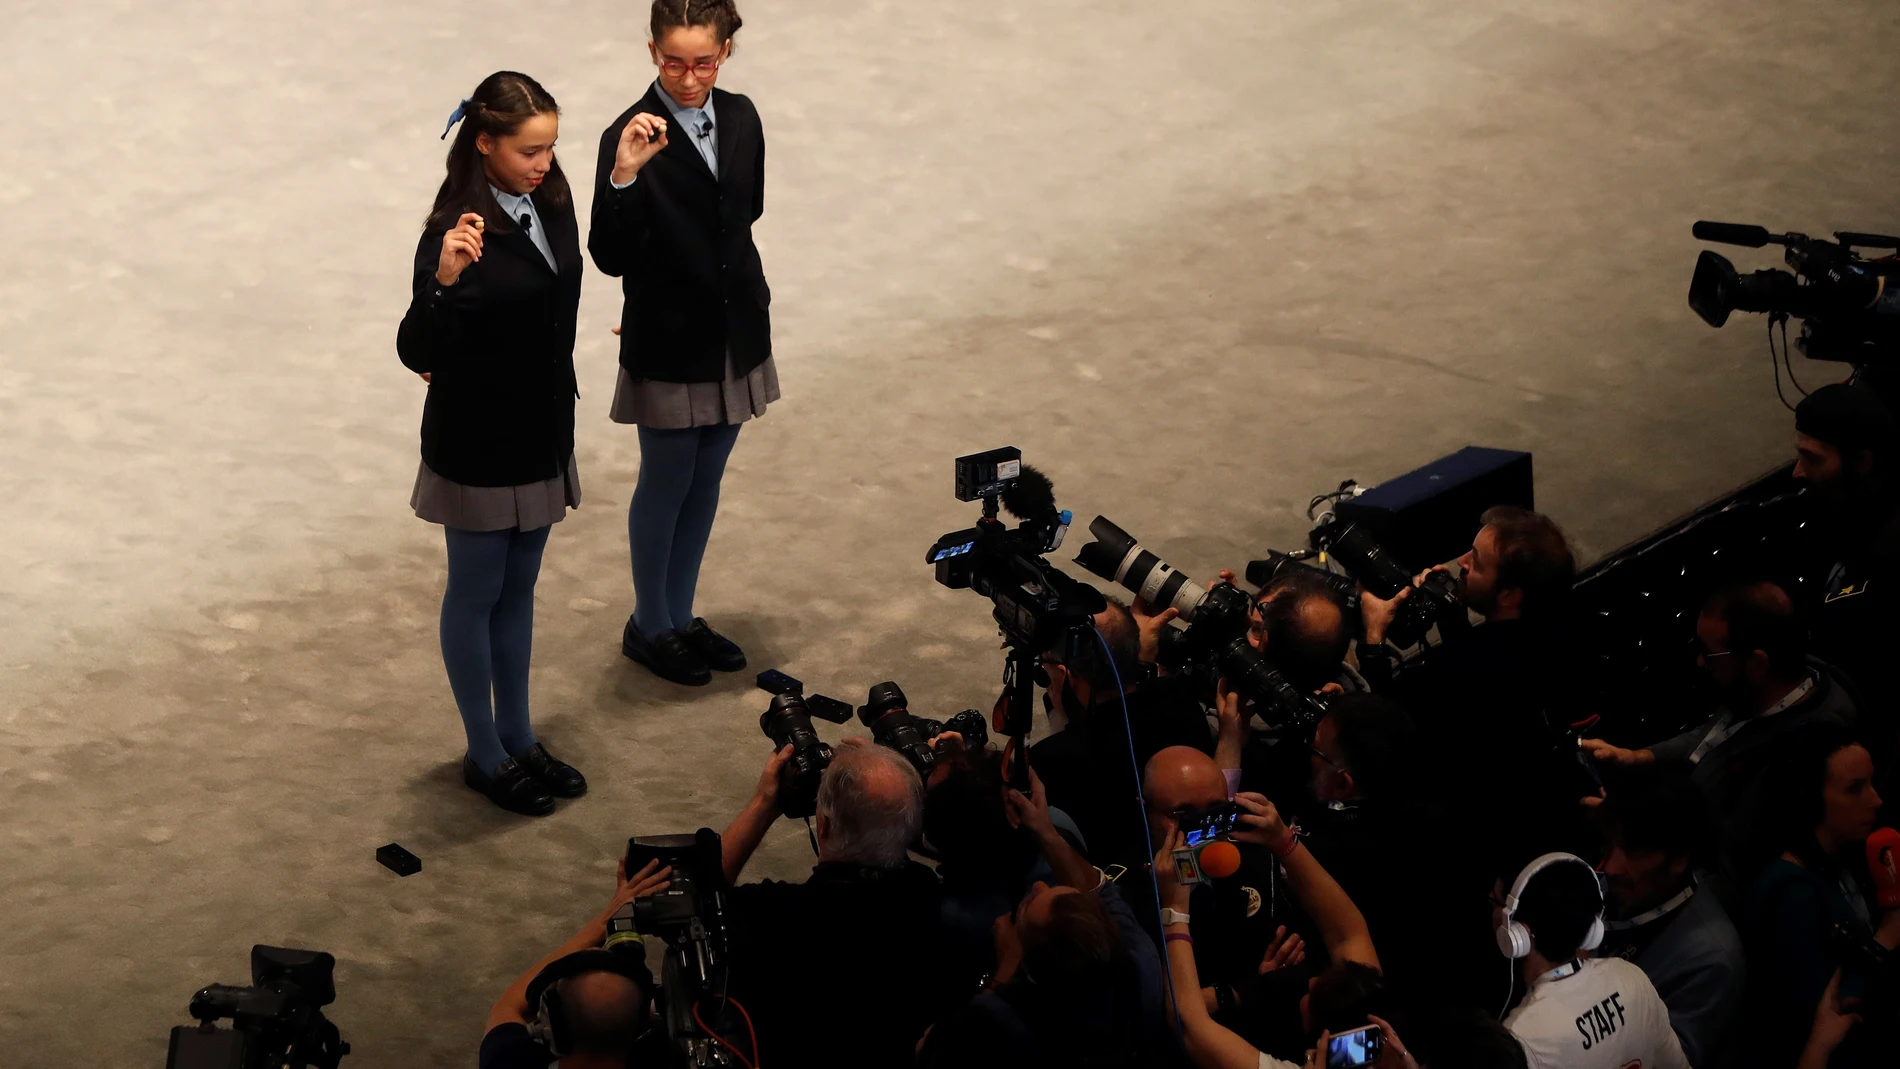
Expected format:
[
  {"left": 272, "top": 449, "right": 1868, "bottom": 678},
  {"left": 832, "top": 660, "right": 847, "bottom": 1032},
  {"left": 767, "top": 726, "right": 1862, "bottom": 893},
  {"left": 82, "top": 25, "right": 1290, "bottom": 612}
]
[
  {"left": 858, "top": 682, "right": 938, "bottom": 777},
  {"left": 760, "top": 694, "right": 834, "bottom": 819}
]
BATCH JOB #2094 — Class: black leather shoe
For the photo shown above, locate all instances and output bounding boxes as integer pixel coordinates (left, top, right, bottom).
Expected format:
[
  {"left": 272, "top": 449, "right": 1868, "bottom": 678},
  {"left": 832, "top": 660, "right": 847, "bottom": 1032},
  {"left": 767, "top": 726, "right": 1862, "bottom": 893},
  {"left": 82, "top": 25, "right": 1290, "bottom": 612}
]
[
  {"left": 683, "top": 617, "right": 747, "bottom": 672},
  {"left": 463, "top": 755, "right": 555, "bottom": 816},
  {"left": 515, "top": 743, "right": 587, "bottom": 798},
  {"left": 622, "top": 616, "right": 712, "bottom": 686}
]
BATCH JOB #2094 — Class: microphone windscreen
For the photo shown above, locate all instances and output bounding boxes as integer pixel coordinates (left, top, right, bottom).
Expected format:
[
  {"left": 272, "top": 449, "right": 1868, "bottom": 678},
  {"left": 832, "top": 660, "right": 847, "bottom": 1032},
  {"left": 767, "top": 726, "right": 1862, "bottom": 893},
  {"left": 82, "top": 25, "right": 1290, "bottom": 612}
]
[
  {"left": 1198, "top": 840, "right": 1242, "bottom": 880},
  {"left": 1000, "top": 465, "right": 1056, "bottom": 520},
  {"left": 1867, "top": 827, "right": 1900, "bottom": 908}
]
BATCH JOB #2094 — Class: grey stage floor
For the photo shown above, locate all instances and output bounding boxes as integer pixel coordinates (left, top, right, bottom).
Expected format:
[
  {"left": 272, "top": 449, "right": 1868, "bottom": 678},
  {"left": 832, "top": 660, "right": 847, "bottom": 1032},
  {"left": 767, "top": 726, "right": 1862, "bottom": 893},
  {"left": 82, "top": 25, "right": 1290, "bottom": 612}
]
[{"left": 4, "top": 0, "right": 1898, "bottom": 1064}]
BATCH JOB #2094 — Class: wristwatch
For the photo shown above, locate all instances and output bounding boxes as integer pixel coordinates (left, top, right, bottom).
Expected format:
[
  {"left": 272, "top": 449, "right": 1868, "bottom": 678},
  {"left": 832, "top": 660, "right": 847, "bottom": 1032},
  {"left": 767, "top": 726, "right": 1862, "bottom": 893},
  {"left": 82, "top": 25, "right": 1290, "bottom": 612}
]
[{"left": 1161, "top": 907, "right": 1192, "bottom": 926}]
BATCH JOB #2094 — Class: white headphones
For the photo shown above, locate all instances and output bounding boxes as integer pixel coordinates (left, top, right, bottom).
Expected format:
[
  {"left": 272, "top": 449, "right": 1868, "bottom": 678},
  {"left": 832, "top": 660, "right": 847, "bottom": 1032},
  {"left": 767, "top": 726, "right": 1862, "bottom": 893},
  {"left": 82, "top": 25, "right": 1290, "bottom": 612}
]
[{"left": 1495, "top": 852, "right": 1605, "bottom": 960}]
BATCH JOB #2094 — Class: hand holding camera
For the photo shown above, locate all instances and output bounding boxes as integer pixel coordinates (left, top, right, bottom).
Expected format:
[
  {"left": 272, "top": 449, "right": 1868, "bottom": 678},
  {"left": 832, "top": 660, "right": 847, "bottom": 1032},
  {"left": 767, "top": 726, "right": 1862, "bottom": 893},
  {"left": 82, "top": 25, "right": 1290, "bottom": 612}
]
[{"left": 1230, "top": 791, "right": 1294, "bottom": 855}]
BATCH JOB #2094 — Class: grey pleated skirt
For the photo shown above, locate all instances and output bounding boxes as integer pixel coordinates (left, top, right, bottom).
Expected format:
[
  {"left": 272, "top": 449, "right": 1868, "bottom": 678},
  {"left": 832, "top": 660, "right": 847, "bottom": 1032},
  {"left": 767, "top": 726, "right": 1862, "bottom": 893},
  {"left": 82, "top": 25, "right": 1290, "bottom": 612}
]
[
  {"left": 411, "top": 454, "right": 582, "bottom": 532},
  {"left": 610, "top": 352, "right": 780, "bottom": 429}
]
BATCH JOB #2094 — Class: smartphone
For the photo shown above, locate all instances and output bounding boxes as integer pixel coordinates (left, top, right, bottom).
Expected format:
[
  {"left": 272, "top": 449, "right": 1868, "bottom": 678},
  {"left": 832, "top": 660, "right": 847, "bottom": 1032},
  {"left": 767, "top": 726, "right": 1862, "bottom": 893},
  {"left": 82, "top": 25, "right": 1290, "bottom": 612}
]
[
  {"left": 1183, "top": 802, "right": 1243, "bottom": 847},
  {"left": 756, "top": 669, "right": 803, "bottom": 696},
  {"left": 1327, "top": 1025, "right": 1383, "bottom": 1068}
]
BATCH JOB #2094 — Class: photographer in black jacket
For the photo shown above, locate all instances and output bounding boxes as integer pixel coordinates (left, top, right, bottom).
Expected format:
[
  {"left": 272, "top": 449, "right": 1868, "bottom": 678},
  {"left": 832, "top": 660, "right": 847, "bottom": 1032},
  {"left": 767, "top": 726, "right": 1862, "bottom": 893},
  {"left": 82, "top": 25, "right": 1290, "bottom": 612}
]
[
  {"left": 1354, "top": 508, "right": 1587, "bottom": 862},
  {"left": 717, "top": 739, "right": 955, "bottom": 1068}
]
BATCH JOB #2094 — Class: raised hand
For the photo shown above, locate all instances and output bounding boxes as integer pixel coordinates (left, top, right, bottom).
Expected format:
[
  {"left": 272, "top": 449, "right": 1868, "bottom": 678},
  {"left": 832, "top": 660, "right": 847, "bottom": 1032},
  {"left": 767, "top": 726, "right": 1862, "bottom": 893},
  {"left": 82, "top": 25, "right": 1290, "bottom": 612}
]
[
  {"left": 611, "top": 112, "right": 670, "bottom": 185},
  {"left": 436, "top": 212, "right": 483, "bottom": 286},
  {"left": 1257, "top": 925, "right": 1307, "bottom": 974}
]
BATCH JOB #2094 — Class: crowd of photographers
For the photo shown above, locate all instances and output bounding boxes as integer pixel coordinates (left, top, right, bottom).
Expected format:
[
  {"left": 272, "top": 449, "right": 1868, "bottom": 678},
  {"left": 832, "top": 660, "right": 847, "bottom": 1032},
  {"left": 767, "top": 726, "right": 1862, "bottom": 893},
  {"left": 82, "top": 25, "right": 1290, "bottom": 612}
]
[{"left": 480, "top": 383, "right": 1900, "bottom": 1069}]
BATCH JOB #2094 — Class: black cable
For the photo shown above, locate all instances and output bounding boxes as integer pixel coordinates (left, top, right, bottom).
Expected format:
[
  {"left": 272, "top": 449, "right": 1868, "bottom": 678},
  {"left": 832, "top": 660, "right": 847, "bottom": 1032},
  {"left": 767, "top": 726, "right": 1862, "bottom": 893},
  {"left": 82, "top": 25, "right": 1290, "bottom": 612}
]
[
  {"left": 1781, "top": 316, "right": 1809, "bottom": 396},
  {"left": 1769, "top": 316, "right": 1798, "bottom": 412}
]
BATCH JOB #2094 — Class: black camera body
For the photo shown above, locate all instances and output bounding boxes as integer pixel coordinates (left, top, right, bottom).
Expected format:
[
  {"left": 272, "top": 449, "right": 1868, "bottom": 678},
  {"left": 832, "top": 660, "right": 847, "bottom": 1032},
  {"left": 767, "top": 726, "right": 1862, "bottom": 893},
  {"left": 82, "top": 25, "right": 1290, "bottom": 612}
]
[
  {"left": 624, "top": 830, "right": 749, "bottom": 1067},
  {"left": 928, "top": 449, "right": 1105, "bottom": 654},
  {"left": 166, "top": 947, "right": 349, "bottom": 1069},
  {"left": 859, "top": 681, "right": 938, "bottom": 778},
  {"left": 760, "top": 693, "right": 853, "bottom": 818},
  {"left": 914, "top": 708, "right": 991, "bottom": 754},
  {"left": 1689, "top": 220, "right": 1900, "bottom": 365},
  {"left": 1076, "top": 516, "right": 1328, "bottom": 734}
]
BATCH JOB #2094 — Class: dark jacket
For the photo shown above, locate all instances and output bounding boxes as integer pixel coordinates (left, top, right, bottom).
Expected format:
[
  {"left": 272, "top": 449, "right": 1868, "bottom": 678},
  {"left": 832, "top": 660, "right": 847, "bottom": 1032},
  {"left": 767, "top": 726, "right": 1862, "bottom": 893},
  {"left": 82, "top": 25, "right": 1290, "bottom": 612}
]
[
  {"left": 726, "top": 861, "right": 952, "bottom": 1069},
  {"left": 588, "top": 84, "right": 770, "bottom": 384},
  {"left": 395, "top": 195, "right": 581, "bottom": 487}
]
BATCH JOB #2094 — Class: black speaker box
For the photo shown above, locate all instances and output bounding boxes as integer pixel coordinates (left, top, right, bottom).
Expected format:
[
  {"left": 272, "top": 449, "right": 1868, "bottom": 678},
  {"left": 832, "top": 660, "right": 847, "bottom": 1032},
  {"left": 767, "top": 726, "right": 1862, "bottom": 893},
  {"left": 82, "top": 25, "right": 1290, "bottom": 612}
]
[{"left": 1334, "top": 447, "right": 1534, "bottom": 570}]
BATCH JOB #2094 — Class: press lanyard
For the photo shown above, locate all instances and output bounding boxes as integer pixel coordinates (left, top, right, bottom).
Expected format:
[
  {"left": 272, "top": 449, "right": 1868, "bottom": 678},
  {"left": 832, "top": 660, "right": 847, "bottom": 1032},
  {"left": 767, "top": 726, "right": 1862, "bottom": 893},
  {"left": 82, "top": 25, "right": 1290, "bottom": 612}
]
[{"left": 1688, "top": 675, "right": 1813, "bottom": 765}]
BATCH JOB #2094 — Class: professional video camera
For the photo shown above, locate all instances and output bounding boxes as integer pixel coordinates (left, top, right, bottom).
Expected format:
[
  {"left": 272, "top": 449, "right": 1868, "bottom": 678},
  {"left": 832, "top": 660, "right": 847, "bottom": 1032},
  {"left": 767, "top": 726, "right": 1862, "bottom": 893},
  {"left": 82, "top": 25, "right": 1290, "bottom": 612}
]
[
  {"left": 928, "top": 448, "right": 1108, "bottom": 787},
  {"left": 759, "top": 692, "right": 853, "bottom": 818},
  {"left": 165, "top": 946, "right": 349, "bottom": 1069},
  {"left": 927, "top": 447, "right": 1105, "bottom": 651},
  {"left": 623, "top": 830, "right": 750, "bottom": 1068},
  {"left": 1075, "top": 516, "right": 1328, "bottom": 734},
  {"left": 1689, "top": 220, "right": 1900, "bottom": 366}
]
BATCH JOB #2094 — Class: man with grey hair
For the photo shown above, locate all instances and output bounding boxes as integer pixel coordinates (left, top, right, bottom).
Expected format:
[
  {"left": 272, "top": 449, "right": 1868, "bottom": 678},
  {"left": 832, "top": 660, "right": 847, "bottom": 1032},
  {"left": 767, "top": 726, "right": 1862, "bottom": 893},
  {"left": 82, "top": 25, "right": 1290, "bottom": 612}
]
[{"left": 717, "top": 738, "right": 954, "bottom": 1069}]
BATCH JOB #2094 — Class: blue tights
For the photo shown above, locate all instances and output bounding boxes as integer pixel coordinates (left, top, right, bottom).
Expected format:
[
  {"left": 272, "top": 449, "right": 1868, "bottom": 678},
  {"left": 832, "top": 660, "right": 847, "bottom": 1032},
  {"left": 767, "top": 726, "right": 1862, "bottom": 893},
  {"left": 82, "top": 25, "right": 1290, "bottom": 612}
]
[
  {"left": 629, "top": 423, "right": 743, "bottom": 639},
  {"left": 441, "top": 524, "right": 550, "bottom": 774}
]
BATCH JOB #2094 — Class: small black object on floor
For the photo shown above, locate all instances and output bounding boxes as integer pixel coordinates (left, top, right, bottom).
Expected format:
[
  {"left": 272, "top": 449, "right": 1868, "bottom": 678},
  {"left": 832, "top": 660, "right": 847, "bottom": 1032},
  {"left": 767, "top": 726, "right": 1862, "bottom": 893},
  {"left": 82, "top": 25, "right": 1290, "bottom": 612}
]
[{"left": 377, "top": 842, "right": 422, "bottom": 877}]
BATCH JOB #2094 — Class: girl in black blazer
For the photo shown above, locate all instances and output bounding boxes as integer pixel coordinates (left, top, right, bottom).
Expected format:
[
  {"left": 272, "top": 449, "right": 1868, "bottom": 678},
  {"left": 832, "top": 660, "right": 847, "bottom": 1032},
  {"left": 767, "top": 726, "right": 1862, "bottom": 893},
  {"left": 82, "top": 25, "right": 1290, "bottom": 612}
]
[
  {"left": 589, "top": 0, "right": 772, "bottom": 687},
  {"left": 397, "top": 71, "right": 588, "bottom": 817}
]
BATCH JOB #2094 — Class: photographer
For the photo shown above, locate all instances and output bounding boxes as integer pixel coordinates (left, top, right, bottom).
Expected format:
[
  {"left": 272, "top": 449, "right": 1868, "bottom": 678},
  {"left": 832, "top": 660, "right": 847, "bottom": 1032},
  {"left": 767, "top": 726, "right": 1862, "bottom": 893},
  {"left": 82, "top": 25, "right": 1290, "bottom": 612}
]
[
  {"left": 1146, "top": 748, "right": 1382, "bottom": 1057},
  {"left": 1154, "top": 792, "right": 1384, "bottom": 1069},
  {"left": 717, "top": 739, "right": 955, "bottom": 1068},
  {"left": 1583, "top": 580, "right": 1860, "bottom": 897},
  {"left": 1295, "top": 694, "right": 1454, "bottom": 1004},
  {"left": 1031, "top": 599, "right": 1211, "bottom": 868},
  {"left": 1789, "top": 383, "right": 1900, "bottom": 770},
  {"left": 917, "top": 767, "right": 1165, "bottom": 1068},
  {"left": 1356, "top": 507, "right": 1588, "bottom": 869},
  {"left": 481, "top": 859, "right": 674, "bottom": 1069}
]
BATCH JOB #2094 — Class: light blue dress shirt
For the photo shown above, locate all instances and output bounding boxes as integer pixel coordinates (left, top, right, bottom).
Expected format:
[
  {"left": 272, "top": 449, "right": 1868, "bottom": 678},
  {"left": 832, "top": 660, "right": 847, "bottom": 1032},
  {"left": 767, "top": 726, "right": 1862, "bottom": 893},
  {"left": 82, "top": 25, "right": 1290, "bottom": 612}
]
[
  {"left": 610, "top": 81, "right": 718, "bottom": 189},
  {"left": 488, "top": 183, "right": 556, "bottom": 271}
]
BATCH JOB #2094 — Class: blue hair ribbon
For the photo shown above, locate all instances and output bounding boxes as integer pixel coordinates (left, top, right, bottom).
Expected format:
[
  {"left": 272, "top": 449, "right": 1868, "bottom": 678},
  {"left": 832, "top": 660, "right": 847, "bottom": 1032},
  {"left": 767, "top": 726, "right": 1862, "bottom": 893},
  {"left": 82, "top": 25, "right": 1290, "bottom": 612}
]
[{"left": 440, "top": 98, "right": 470, "bottom": 140}]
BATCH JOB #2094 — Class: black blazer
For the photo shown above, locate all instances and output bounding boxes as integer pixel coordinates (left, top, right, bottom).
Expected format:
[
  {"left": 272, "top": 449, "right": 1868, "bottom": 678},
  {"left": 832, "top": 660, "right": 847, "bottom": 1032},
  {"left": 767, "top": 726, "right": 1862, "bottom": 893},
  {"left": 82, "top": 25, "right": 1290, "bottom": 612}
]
[
  {"left": 588, "top": 85, "right": 770, "bottom": 384},
  {"left": 396, "top": 194, "right": 582, "bottom": 487}
]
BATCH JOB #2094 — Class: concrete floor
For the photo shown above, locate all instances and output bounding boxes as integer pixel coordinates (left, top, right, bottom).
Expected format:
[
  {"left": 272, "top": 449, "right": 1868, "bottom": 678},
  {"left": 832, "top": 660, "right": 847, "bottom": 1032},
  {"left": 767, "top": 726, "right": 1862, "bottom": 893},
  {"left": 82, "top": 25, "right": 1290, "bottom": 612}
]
[{"left": 3, "top": 0, "right": 1898, "bottom": 1063}]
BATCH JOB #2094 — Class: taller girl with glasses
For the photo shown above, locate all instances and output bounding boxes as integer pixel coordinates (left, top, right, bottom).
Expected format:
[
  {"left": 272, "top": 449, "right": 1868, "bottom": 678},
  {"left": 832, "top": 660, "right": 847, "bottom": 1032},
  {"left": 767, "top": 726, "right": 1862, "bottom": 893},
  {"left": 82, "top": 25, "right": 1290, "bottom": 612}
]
[{"left": 590, "top": 0, "right": 772, "bottom": 687}]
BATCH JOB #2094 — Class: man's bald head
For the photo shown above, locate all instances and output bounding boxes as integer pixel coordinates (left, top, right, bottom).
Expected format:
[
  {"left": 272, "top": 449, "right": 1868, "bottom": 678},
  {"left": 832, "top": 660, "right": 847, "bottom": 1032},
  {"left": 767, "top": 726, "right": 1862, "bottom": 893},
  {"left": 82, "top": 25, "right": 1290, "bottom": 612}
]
[
  {"left": 555, "top": 969, "right": 650, "bottom": 1055},
  {"left": 1143, "top": 745, "right": 1229, "bottom": 818}
]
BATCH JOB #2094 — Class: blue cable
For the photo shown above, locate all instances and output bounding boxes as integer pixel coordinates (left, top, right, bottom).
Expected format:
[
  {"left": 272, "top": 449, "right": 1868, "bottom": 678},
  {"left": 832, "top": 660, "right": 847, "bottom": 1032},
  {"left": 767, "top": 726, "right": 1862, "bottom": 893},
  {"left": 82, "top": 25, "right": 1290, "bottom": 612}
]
[{"left": 1089, "top": 624, "right": 1187, "bottom": 1051}]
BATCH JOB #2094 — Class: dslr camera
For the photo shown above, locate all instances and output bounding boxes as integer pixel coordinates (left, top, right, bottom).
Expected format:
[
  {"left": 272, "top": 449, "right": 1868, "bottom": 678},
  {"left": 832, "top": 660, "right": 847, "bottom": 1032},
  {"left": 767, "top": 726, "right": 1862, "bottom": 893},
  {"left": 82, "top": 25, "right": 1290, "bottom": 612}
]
[
  {"left": 759, "top": 691, "right": 853, "bottom": 818},
  {"left": 165, "top": 946, "right": 349, "bottom": 1069},
  {"left": 1076, "top": 516, "right": 1328, "bottom": 734}
]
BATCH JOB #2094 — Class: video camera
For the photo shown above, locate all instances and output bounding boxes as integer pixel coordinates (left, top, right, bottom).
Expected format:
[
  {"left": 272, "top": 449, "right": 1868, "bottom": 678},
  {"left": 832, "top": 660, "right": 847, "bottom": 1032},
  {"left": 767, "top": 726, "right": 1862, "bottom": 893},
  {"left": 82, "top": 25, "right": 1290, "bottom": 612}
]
[
  {"left": 623, "top": 830, "right": 749, "bottom": 1068},
  {"left": 1689, "top": 220, "right": 1900, "bottom": 365},
  {"left": 165, "top": 946, "right": 349, "bottom": 1069},
  {"left": 929, "top": 448, "right": 1107, "bottom": 789},
  {"left": 928, "top": 447, "right": 1106, "bottom": 653},
  {"left": 1076, "top": 516, "right": 1328, "bottom": 734}
]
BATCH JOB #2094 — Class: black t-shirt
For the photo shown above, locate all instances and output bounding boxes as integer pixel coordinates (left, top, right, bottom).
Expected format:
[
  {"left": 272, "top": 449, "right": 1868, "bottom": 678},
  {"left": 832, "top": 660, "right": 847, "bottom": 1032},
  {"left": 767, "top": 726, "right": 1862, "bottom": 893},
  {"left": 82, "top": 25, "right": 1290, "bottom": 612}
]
[
  {"left": 725, "top": 860, "right": 953, "bottom": 1069},
  {"left": 479, "top": 1023, "right": 554, "bottom": 1069}
]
